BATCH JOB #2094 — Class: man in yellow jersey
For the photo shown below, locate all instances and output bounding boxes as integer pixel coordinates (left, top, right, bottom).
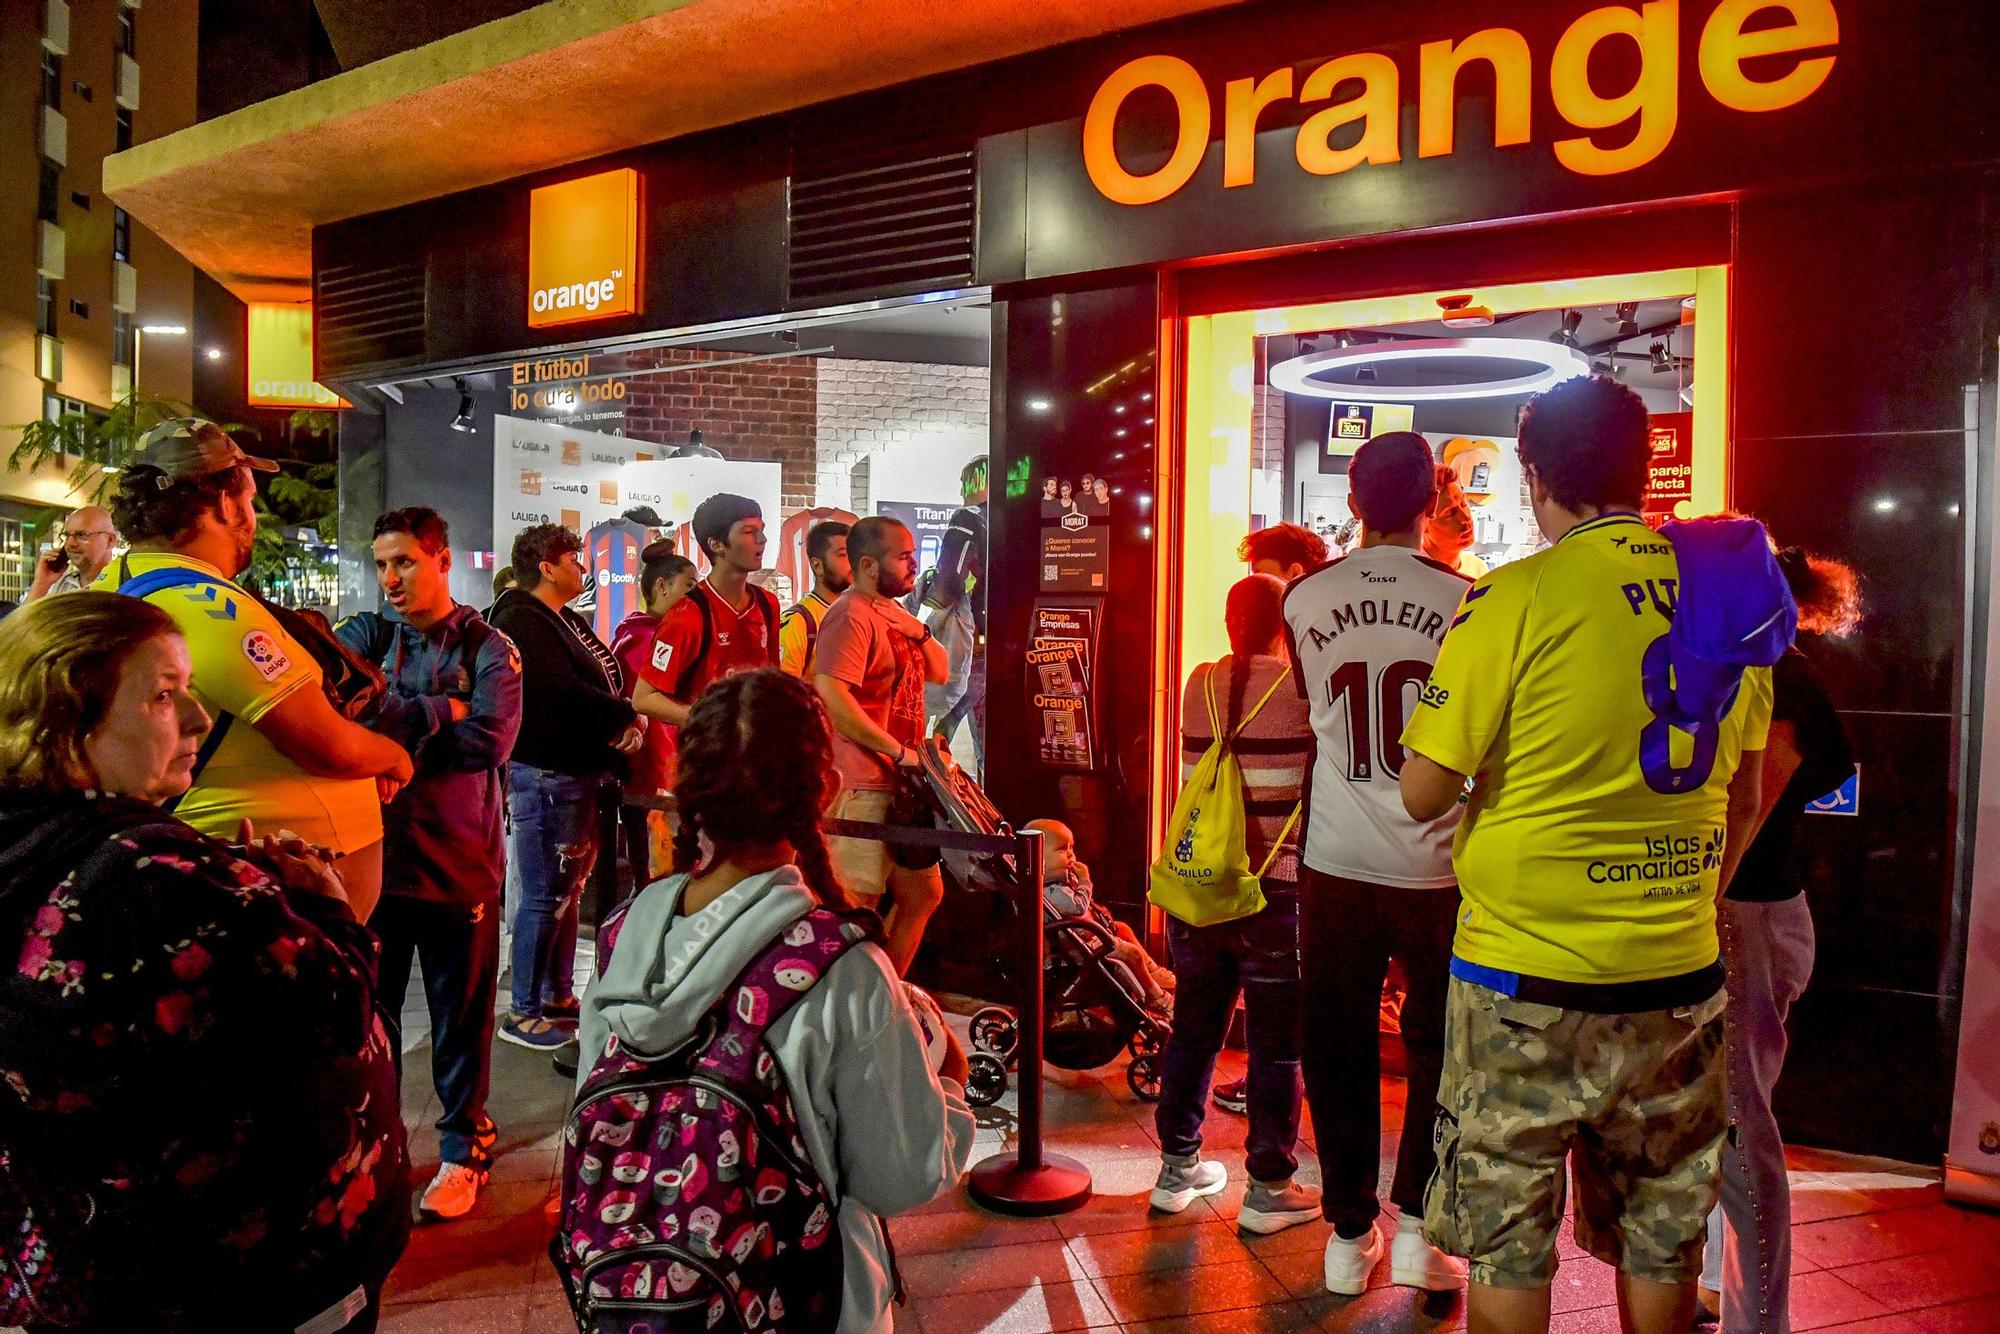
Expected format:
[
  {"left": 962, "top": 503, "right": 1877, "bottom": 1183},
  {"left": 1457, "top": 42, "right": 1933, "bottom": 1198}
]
[
  {"left": 1400, "top": 377, "right": 1777, "bottom": 1334},
  {"left": 101, "top": 419, "right": 413, "bottom": 920},
  {"left": 778, "top": 519, "right": 851, "bottom": 678}
]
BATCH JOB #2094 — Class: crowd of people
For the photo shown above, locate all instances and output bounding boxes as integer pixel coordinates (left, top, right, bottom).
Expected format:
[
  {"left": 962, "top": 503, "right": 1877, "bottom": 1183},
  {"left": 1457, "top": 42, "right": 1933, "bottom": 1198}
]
[
  {"left": 1157, "top": 376, "right": 1859, "bottom": 1334},
  {"left": 0, "top": 377, "right": 1860, "bottom": 1334}
]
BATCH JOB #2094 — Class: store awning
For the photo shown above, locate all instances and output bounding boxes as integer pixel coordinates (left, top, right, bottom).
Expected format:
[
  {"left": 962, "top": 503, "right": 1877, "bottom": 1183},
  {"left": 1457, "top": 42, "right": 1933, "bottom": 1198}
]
[{"left": 105, "top": 0, "right": 1239, "bottom": 305}]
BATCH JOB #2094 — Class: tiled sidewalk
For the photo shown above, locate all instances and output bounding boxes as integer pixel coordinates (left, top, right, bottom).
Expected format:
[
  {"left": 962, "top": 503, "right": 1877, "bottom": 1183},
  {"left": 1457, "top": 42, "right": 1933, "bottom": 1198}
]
[{"left": 379, "top": 1006, "right": 2000, "bottom": 1334}]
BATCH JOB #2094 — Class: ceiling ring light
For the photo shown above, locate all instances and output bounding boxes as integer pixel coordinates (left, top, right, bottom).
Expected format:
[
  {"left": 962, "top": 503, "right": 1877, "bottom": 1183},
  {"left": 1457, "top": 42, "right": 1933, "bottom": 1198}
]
[{"left": 1269, "top": 337, "right": 1592, "bottom": 402}]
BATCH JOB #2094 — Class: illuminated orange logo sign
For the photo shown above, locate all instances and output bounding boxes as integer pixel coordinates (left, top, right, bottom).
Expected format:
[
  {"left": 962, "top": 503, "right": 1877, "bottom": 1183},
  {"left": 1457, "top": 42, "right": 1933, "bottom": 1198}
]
[
  {"left": 246, "top": 303, "right": 347, "bottom": 408},
  {"left": 1083, "top": 0, "right": 1838, "bottom": 203},
  {"left": 527, "top": 168, "right": 642, "bottom": 328}
]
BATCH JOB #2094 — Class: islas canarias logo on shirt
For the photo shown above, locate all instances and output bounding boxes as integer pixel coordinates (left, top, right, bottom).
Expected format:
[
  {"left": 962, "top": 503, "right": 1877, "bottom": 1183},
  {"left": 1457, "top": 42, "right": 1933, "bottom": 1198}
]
[{"left": 1587, "top": 826, "right": 1725, "bottom": 894}]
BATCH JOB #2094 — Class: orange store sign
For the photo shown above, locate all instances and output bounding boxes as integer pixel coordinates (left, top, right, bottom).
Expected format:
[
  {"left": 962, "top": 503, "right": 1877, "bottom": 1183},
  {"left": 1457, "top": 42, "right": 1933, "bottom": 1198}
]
[
  {"left": 246, "top": 303, "right": 346, "bottom": 409},
  {"left": 1083, "top": 0, "right": 1839, "bottom": 203},
  {"left": 527, "top": 168, "right": 642, "bottom": 328}
]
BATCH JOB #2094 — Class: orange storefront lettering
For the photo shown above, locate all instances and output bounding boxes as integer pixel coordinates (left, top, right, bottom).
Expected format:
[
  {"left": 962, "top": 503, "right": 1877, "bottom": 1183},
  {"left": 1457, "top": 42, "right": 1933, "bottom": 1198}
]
[{"left": 1081, "top": 0, "right": 1840, "bottom": 203}]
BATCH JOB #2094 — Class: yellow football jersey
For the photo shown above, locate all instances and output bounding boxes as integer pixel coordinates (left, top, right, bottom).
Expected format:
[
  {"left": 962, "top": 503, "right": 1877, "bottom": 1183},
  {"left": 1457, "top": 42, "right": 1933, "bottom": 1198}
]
[
  {"left": 98, "top": 553, "right": 382, "bottom": 854},
  {"left": 1401, "top": 514, "right": 1772, "bottom": 985},
  {"left": 777, "top": 589, "right": 833, "bottom": 678}
]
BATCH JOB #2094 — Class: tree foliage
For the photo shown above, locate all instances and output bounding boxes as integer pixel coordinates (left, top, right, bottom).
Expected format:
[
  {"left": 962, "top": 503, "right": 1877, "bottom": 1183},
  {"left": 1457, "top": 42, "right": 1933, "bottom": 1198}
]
[{"left": 6, "top": 393, "right": 340, "bottom": 603}]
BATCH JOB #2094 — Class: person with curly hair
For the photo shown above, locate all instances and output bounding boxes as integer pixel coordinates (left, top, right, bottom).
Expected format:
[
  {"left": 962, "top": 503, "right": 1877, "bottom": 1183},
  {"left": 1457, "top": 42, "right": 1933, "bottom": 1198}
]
[
  {"left": 489, "top": 522, "right": 644, "bottom": 1051},
  {"left": 0, "top": 593, "right": 407, "bottom": 1332},
  {"left": 1239, "top": 522, "right": 1328, "bottom": 582},
  {"left": 97, "top": 419, "right": 413, "bottom": 921},
  {"left": 576, "top": 669, "right": 974, "bottom": 1332},
  {"left": 1699, "top": 544, "right": 1861, "bottom": 1333}
]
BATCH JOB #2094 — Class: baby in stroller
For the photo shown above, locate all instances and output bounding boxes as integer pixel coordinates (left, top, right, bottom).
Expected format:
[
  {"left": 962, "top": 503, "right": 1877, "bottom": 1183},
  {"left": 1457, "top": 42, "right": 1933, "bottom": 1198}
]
[{"left": 1026, "top": 819, "right": 1176, "bottom": 1014}]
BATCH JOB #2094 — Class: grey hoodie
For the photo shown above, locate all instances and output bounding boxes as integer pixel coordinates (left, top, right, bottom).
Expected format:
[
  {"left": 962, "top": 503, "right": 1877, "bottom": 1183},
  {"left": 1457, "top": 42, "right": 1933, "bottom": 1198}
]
[{"left": 579, "top": 866, "right": 975, "bottom": 1334}]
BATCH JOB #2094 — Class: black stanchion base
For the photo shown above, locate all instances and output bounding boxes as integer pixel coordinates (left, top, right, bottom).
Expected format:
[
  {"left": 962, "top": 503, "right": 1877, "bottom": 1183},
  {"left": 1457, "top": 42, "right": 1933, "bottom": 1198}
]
[{"left": 966, "top": 1150, "right": 1093, "bottom": 1217}]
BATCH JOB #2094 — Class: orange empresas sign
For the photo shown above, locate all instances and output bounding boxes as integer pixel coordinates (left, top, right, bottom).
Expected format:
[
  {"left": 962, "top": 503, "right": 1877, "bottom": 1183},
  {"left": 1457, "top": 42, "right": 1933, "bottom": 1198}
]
[
  {"left": 528, "top": 168, "right": 642, "bottom": 328},
  {"left": 1083, "top": 0, "right": 1839, "bottom": 203},
  {"left": 246, "top": 302, "right": 346, "bottom": 409}
]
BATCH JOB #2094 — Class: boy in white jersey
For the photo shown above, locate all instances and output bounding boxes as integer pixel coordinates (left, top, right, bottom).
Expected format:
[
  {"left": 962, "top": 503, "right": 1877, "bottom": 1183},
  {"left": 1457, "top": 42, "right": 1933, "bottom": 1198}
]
[{"left": 1282, "top": 432, "right": 1471, "bottom": 1296}]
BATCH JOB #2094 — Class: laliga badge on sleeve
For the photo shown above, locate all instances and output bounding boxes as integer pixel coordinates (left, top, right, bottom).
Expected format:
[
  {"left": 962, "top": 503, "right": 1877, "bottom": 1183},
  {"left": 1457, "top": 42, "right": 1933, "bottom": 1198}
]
[
  {"left": 651, "top": 641, "right": 673, "bottom": 672},
  {"left": 241, "top": 629, "right": 292, "bottom": 682}
]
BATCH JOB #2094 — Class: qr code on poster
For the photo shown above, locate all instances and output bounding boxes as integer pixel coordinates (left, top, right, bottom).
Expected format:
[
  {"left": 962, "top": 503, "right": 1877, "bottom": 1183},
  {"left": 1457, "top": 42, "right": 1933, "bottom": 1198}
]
[{"left": 1043, "top": 564, "right": 1058, "bottom": 581}]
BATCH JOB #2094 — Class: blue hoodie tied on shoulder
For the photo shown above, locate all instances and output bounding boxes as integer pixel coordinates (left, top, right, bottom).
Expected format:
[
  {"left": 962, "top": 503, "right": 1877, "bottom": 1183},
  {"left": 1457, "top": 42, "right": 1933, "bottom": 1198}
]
[{"left": 1658, "top": 515, "right": 1797, "bottom": 728}]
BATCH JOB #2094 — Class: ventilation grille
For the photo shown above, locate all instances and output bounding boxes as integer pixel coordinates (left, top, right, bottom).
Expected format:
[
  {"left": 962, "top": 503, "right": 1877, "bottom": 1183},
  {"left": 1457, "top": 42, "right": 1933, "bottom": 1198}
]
[
  {"left": 787, "top": 119, "right": 976, "bottom": 307},
  {"left": 314, "top": 227, "right": 427, "bottom": 378}
]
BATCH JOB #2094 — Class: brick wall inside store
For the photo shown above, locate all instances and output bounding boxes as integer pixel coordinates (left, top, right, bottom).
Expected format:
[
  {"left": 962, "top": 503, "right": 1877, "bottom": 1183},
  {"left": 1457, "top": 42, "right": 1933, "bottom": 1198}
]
[
  {"left": 1252, "top": 384, "right": 1285, "bottom": 470},
  {"left": 620, "top": 347, "right": 820, "bottom": 508},
  {"left": 815, "top": 359, "right": 990, "bottom": 513},
  {"left": 618, "top": 352, "right": 989, "bottom": 514}
]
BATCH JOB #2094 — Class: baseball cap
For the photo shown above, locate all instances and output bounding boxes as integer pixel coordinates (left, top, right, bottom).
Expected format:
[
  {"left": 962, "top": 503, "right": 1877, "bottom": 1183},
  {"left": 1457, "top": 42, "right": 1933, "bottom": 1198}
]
[{"left": 130, "top": 418, "right": 278, "bottom": 481}]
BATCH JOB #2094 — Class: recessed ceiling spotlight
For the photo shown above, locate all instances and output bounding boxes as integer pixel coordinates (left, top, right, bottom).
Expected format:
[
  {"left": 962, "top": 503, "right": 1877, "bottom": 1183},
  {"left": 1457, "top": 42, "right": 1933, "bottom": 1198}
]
[{"left": 1027, "top": 397, "right": 1052, "bottom": 413}]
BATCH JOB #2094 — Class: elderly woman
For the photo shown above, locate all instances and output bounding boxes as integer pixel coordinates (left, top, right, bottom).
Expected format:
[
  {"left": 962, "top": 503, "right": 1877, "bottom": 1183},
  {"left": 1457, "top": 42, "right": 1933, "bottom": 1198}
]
[{"left": 0, "top": 593, "right": 407, "bottom": 1333}]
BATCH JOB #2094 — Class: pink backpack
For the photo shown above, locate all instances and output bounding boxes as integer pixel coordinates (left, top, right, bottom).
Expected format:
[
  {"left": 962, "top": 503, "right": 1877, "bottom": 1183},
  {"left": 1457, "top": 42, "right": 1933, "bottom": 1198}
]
[{"left": 553, "top": 905, "right": 874, "bottom": 1332}]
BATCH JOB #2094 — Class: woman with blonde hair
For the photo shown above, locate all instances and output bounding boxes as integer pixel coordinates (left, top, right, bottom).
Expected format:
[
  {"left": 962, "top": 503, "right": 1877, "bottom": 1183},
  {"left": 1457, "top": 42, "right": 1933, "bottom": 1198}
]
[{"left": 0, "top": 593, "right": 407, "bottom": 1333}]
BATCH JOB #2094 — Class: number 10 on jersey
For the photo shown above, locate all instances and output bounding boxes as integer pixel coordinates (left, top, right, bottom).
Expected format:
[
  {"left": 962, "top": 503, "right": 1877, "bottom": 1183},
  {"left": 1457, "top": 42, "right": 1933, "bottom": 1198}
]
[{"left": 1325, "top": 659, "right": 1434, "bottom": 782}]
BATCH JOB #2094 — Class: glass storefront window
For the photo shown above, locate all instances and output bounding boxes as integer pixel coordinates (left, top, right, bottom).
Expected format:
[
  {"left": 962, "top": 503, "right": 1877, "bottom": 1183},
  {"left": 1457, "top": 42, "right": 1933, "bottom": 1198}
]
[
  {"left": 1180, "top": 267, "right": 1729, "bottom": 678},
  {"left": 352, "top": 298, "right": 995, "bottom": 775}
]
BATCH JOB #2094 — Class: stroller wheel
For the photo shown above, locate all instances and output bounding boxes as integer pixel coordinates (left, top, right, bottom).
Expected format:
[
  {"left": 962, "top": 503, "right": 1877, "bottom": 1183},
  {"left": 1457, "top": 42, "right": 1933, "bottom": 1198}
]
[
  {"left": 970, "top": 1007, "right": 1019, "bottom": 1059},
  {"left": 1127, "top": 1027, "right": 1164, "bottom": 1060},
  {"left": 1127, "top": 1053, "right": 1162, "bottom": 1103},
  {"left": 965, "top": 1053, "right": 1010, "bottom": 1107}
]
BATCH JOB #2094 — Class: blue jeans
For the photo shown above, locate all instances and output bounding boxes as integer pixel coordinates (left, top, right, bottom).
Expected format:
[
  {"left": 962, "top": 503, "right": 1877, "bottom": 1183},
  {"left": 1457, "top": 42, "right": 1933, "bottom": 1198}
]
[
  {"left": 1154, "top": 885, "right": 1302, "bottom": 1184},
  {"left": 376, "top": 894, "right": 499, "bottom": 1165},
  {"left": 507, "top": 764, "right": 600, "bottom": 1017}
]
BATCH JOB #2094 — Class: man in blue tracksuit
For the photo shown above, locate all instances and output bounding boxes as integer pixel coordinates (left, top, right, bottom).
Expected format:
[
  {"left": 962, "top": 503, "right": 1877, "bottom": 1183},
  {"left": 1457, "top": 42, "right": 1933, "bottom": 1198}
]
[{"left": 335, "top": 506, "right": 522, "bottom": 1221}]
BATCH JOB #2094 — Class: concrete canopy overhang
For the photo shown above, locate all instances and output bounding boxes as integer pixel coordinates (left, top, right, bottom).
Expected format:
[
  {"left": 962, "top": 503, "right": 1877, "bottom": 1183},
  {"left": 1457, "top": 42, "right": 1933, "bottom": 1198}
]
[{"left": 106, "top": 0, "right": 1240, "bottom": 305}]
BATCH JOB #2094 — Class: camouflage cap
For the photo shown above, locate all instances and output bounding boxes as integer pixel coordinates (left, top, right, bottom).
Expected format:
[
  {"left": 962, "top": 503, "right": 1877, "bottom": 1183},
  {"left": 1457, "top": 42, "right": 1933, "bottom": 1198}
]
[{"left": 130, "top": 417, "right": 278, "bottom": 481}]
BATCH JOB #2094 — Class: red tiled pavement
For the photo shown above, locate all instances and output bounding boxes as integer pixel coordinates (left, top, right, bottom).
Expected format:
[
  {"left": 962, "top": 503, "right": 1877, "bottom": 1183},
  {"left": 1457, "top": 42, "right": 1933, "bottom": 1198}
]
[{"left": 378, "top": 1019, "right": 1999, "bottom": 1333}]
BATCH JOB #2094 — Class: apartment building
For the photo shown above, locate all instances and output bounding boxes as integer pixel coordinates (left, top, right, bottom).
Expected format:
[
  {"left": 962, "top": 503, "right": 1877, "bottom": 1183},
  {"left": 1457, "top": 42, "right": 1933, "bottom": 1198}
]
[{"left": 0, "top": 0, "right": 196, "bottom": 598}]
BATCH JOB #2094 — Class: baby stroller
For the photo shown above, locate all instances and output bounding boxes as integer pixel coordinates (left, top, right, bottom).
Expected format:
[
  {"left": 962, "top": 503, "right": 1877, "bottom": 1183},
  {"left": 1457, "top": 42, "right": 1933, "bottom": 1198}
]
[{"left": 906, "top": 740, "right": 1172, "bottom": 1106}]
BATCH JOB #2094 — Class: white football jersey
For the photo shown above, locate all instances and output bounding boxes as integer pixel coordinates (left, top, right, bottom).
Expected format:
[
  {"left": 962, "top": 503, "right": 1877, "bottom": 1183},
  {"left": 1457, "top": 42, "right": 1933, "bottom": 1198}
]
[{"left": 1283, "top": 544, "right": 1470, "bottom": 887}]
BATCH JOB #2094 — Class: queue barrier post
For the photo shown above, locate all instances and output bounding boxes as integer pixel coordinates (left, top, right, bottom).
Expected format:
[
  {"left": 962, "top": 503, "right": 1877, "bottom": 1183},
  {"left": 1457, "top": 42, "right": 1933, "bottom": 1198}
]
[{"left": 964, "top": 827, "right": 1092, "bottom": 1215}]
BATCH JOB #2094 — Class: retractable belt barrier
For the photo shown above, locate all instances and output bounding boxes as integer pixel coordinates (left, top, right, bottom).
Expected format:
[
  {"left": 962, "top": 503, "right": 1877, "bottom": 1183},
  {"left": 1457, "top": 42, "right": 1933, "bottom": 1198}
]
[{"left": 594, "top": 788, "right": 1091, "bottom": 1215}]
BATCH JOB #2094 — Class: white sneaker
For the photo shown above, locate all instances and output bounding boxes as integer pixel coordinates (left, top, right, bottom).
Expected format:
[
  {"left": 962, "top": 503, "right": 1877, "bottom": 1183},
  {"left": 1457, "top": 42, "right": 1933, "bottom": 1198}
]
[
  {"left": 1389, "top": 1221, "right": 1467, "bottom": 1291},
  {"left": 1149, "top": 1154, "right": 1228, "bottom": 1213},
  {"left": 419, "top": 1161, "right": 486, "bottom": 1220},
  {"left": 1323, "top": 1222, "right": 1386, "bottom": 1295}
]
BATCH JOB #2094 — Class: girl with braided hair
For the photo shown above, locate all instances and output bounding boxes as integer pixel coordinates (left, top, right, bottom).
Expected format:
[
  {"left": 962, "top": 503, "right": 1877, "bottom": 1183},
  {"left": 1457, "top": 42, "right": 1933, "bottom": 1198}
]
[{"left": 578, "top": 668, "right": 975, "bottom": 1332}]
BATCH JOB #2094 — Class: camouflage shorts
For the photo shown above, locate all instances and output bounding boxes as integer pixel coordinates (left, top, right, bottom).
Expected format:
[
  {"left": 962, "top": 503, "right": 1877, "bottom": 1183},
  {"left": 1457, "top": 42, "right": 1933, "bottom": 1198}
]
[{"left": 1423, "top": 976, "right": 1728, "bottom": 1288}]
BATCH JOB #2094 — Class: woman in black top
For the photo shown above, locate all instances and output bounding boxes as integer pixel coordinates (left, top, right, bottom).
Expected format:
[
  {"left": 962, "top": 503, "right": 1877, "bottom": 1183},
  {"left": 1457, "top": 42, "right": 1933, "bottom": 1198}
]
[{"left": 1701, "top": 546, "right": 1860, "bottom": 1334}]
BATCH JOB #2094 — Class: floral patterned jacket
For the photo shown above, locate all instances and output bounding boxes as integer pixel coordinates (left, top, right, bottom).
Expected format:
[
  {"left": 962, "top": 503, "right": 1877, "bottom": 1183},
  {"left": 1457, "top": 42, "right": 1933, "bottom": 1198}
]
[{"left": 0, "top": 792, "right": 409, "bottom": 1331}]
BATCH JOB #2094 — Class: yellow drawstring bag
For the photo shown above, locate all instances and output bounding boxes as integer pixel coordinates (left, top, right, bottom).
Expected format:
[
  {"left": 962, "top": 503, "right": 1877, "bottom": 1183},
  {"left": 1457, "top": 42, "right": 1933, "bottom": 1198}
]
[{"left": 1148, "top": 666, "right": 1301, "bottom": 927}]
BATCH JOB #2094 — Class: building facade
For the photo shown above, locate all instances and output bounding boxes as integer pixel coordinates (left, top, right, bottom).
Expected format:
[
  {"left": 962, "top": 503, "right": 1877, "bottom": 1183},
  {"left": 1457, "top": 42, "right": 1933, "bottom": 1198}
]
[
  {"left": 111, "top": 0, "right": 2000, "bottom": 1188},
  {"left": 0, "top": 0, "right": 197, "bottom": 596}
]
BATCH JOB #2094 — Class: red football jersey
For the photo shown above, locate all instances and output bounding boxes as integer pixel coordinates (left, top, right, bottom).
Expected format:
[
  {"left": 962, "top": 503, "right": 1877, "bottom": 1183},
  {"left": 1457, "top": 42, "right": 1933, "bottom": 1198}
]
[{"left": 639, "top": 578, "right": 780, "bottom": 703}]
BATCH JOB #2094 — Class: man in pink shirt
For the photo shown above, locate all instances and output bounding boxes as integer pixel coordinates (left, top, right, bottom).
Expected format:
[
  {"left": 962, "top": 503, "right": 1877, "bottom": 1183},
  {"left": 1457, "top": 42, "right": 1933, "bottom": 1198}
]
[{"left": 813, "top": 516, "right": 949, "bottom": 974}]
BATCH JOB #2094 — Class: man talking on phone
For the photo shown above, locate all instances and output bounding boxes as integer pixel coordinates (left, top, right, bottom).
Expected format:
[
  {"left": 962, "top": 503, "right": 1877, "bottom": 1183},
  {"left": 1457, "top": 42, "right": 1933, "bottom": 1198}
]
[{"left": 24, "top": 505, "right": 118, "bottom": 601}]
